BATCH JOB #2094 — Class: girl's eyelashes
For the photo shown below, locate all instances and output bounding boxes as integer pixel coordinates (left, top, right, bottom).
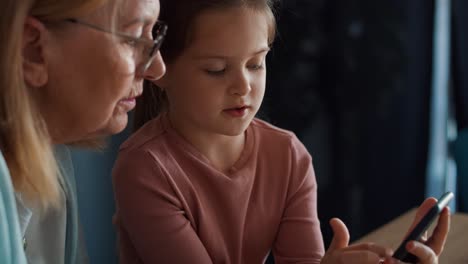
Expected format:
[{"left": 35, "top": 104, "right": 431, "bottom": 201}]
[
  {"left": 203, "top": 63, "right": 264, "bottom": 76},
  {"left": 202, "top": 61, "right": 227, "bottom": 76},
  {"left": 247, "top": 63, "right": 264, "bottom": 70},
  {"left": 202, "top": 57, "right": 266, "bottom": 76},
  {"left": 205, "top": 68, "right": 226, "bottom": 76},
  {"left": 247, "top": 56, "right": 266, "bottom": 70}
]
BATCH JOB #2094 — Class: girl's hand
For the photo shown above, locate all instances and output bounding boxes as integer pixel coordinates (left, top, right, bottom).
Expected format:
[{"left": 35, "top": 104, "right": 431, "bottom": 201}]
[
  {"left": 321, "top": 218, "right": 394, "bottom": 264},
  {"left": 384, "top": 198, "right": 451, "bottom": 264}
]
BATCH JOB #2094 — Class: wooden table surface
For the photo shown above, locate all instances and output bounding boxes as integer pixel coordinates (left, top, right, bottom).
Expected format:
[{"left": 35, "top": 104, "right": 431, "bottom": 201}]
[{"left": 356, "top": 209, "right": 468, "bottom": 263}]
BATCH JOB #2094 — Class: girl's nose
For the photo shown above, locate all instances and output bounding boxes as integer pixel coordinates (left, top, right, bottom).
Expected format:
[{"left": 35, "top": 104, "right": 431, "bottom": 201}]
[{"left": 230, "top": 72, "right": 251, "bottom": 96}]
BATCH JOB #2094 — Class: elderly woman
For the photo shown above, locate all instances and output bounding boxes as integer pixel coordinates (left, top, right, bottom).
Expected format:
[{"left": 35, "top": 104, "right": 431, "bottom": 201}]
[{"left": 0, "top": 0, "right": 165, "bottom": 263}]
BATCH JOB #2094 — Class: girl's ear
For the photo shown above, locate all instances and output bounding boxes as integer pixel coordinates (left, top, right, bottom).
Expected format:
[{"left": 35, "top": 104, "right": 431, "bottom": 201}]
[{"left": 22, "top": 16, "right": 49, "bottom": 88}]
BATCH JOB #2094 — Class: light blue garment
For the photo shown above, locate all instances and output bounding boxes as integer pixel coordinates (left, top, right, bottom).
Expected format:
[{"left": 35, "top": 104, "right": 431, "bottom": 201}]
[
  {"left": 0, "top": 146, "right": 87, "bottom": 264},
  {"left": 55, "top": 145, "right": 80, "bottom": 264},
  {"left": 0, "top": 151, "right": 28, "bottom": 263}
]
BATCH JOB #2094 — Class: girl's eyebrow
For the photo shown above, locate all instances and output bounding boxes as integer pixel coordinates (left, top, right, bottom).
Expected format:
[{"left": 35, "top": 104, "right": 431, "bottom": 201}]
[{"left": 193, "top": 47, "right": 270, "bottom": 60}]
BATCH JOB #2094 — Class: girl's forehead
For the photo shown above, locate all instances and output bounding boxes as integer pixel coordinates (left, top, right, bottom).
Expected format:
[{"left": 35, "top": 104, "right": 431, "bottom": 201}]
[
  {"left": 190, "top": 7, "right": 269, "bottom": 41},
  {"left": 186, "top": 7, "right": 270, "bottom": 58}
]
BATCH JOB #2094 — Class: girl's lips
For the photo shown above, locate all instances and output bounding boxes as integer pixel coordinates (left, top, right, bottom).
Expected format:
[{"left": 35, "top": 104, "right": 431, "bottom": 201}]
[{"left": 223, "top": 106, "right": 249, "bottom": 117}]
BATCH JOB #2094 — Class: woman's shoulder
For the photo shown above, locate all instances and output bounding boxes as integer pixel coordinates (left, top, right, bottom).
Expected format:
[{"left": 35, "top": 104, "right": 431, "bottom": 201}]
[
  {"left": 0, "top": 151, "right": 28, "bottom": 264},
  {"left": 0, "top": 151, "right": 16, "bottom": 202}
]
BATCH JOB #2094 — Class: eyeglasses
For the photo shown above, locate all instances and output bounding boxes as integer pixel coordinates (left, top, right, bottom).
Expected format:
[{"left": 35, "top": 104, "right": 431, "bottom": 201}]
[{"left": 66, "top": 18, "right": 167, "bottom": 73}]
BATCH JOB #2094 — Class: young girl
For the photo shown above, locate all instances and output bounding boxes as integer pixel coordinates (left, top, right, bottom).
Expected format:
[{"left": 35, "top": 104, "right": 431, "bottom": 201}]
[{"left": 112, "top": 0, "right": 450, "bottom": 263}]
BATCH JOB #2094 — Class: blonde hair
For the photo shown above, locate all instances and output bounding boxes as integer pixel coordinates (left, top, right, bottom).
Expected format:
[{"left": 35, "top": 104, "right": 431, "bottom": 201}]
[{"left": 0, "top": 0, "right": 110, "bottom": 209}]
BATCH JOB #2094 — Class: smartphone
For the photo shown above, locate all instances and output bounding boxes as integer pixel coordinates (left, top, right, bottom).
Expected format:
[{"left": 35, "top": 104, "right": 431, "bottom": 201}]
[{"left": 392, "top": 191, "right": 453, "bottom": 263}]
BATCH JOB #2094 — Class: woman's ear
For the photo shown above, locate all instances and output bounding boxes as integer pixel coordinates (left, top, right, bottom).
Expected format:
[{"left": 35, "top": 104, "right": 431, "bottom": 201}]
[{"left": 22, "top": 16, "right": 49, "bottom": 88}]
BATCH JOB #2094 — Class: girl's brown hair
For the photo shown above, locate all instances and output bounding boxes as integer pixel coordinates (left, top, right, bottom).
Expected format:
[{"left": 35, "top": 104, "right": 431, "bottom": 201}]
[
  {"left": 134, "top": 0, "right": 277, "bottom": 131},
  {"left": 0, "top": 0, "right": 113, "bottom": 209}
]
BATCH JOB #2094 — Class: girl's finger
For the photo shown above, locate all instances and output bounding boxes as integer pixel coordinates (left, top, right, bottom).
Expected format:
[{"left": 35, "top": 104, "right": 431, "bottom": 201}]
[
  {"left": 335, "top": 250, "right": 383, "bottom": 264},
  {"left": 406, "top": 241, "right": 437, "bottom": 264},
  {"left": 343, "top": 242, "right": 393, "bottom": 258},
  {"left": 426, "top": 207, "right": 451, "bottom": 255}
]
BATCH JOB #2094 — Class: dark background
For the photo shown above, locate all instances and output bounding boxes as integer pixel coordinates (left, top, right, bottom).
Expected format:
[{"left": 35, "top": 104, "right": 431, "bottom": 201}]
[{"left": 261, "top": 0, "right": 468, "bottom": 250}]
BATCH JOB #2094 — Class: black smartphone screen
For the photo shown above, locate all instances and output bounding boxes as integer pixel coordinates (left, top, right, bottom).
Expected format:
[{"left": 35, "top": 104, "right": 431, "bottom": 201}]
[{"left": 392, "top": 191, "right": 453, "bottom": 263}]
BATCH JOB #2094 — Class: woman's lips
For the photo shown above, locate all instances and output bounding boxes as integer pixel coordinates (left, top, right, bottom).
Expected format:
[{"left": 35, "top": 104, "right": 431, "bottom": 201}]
[
  {"left": 119, "top": 90, "right": 142, "bottom": 112},
  {"left": 118, "top": 97, "right": 137, "bottom": 111}
]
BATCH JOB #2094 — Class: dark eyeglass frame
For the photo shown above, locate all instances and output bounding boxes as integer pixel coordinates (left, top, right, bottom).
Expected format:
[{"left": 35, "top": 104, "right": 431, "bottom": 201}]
[{"left": 65, "top": 18, "right": 167, "bottom": 73}]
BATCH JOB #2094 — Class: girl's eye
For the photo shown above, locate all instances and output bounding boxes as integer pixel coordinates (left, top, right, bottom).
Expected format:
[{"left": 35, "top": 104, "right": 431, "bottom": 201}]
[
  {"left": 248, "top": 63, "right": 264, "bottom": 70},
  {"left": 205, "top": 69, "right": 226, "bottom": 76}
]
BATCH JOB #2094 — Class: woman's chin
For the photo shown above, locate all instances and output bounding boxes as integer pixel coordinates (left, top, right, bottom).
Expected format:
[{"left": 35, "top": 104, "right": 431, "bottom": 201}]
[{"left": 99, "top": 114, "right": 129, "bottom": 136}]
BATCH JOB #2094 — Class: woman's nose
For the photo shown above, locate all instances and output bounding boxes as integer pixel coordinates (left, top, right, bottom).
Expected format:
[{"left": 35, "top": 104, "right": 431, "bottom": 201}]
[{"left": 143, "top": 51, "right": 166, "bottom": 81}]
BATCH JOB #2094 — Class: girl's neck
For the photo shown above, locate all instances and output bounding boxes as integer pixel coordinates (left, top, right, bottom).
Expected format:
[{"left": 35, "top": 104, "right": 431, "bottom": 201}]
[{"left": 168, "top": 115, "right": 246, "bottom": 173}]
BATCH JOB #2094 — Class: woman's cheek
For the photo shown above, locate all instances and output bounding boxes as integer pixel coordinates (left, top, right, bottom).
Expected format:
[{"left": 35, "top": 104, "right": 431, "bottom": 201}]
[
  {"left": 121, "top": 53, "right": 137, "bottom": 75},
  {"left": 110, "top": 46, "right": 137, "bottom": 76}
]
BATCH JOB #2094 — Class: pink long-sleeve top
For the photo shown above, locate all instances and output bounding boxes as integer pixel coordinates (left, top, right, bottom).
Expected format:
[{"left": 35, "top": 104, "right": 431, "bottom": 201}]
[{"left": 112, "top": 115, "right": 325, "bottom": 264}]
